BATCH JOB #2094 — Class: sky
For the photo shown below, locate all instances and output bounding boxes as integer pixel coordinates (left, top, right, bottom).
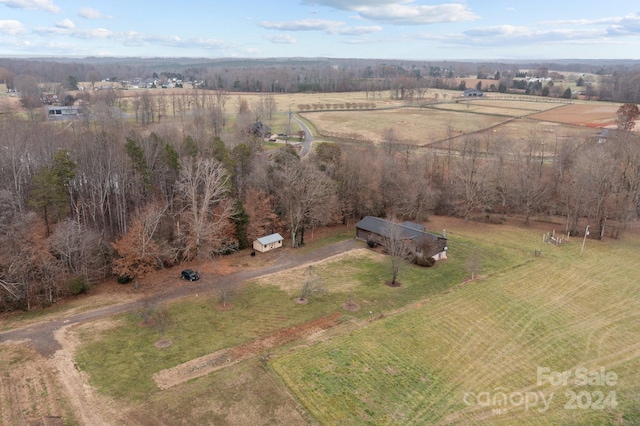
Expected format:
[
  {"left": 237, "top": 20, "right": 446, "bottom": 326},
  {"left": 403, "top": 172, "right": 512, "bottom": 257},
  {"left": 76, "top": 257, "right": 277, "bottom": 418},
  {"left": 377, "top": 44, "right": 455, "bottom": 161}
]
[{"left": 1, "top": 0, "right": 639, "bottom": 60}]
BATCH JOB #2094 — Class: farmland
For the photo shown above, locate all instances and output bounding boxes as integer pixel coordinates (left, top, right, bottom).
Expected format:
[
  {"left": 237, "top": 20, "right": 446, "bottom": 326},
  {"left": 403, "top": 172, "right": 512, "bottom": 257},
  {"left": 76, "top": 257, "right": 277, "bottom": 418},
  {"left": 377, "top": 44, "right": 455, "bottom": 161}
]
[
  {"left": 2, "top": 216, "right": 635, "bottom": 424},
  {"left": 271, "top": 220, "right": 640, "bottom": 425},
  {"left": 1, "top": 84, "right": 638, "bottom": 425}
]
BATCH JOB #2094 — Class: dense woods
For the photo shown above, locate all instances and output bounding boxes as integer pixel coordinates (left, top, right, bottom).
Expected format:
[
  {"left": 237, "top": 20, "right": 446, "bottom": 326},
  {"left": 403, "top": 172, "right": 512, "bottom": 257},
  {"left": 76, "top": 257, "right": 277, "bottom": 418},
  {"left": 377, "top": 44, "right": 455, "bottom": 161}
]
[{"left": 1, "top": 57, "right": 640, "bottom": 312}]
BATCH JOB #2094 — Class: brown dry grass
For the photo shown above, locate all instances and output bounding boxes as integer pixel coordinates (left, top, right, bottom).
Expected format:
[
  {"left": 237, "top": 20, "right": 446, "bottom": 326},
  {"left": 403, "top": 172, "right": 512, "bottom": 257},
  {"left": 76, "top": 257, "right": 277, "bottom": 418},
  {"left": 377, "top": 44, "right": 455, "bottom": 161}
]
[
  {"left": 0, "top": 343, "right": 78, "bottom": 425},
  {"left": 529, "top": 103, "right": 620, "bottom": 126},
  {"left": 304, "top": 107, "right": 509, "bottom": 144}
]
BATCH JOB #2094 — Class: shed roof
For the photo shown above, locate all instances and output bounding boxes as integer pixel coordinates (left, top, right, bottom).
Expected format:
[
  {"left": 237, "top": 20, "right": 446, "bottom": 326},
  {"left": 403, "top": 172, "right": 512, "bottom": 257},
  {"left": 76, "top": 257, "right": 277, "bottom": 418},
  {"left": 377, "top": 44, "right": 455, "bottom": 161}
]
[{"left": 256, "top": 233, "right": 284, "bottom": 245}]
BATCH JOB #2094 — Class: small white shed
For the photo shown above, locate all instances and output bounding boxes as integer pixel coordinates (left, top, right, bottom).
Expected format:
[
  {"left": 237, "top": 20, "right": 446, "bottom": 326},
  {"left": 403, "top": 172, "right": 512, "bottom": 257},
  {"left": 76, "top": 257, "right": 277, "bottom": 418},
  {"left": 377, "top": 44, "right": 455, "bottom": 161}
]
[{"left": 253, "top": 233, "right": 284, "bottom": 253}]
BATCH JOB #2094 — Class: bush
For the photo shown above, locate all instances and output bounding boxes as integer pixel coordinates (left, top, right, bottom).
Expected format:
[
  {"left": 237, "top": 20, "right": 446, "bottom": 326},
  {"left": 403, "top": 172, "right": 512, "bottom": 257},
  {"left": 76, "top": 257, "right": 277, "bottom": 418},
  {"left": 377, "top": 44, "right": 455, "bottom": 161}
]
[
  {"left": 67, "top": 275, "right": 90, "bottom": 295},
  {"left": 367, "top": 239, "right": 376, "bottom": 248},
  {"left": 116, "top": 275, "right": 132, "bottom": 284},
  {"left": 414, "top": 255, "right": 436, "bottom": 267}
]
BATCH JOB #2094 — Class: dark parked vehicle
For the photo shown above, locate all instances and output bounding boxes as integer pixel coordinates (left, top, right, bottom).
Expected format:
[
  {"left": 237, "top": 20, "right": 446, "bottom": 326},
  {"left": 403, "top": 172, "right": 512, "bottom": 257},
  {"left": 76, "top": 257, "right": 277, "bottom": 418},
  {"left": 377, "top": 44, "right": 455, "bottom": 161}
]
[{"left": 181, "top": 269, "right": 199, "bottom": 281}]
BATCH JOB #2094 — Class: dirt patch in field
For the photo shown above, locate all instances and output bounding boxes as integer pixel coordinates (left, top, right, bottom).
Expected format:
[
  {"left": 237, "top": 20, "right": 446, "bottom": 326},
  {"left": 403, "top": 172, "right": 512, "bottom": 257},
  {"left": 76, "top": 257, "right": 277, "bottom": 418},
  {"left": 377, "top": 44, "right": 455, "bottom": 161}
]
[
  {"left": 0, "top": 343, "right": 75, "bottom": 425},
  {"left": 342, "top": 302, "right": 361, "bottom": 312},
  {"left": 153, "top": 313, "right": 340, "bottom": 389},
  {"left": 0, "top": 318, "right": 126, "bottom": 425},
  {"left": 49, "top": 322, "right": 123, "bottom": 425}
]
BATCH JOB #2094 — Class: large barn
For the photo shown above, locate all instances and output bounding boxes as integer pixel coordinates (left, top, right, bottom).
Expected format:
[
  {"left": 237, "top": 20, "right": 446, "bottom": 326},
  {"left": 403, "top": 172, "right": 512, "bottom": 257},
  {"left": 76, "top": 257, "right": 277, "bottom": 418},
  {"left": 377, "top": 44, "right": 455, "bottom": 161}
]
[{"left": 355, "top": 216, "right": 448, "bottom": 260}]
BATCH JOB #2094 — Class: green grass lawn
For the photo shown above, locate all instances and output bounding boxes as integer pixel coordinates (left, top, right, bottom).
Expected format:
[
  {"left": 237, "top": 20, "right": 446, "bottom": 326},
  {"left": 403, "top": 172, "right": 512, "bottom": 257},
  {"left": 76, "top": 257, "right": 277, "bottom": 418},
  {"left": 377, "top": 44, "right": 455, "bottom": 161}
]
[
  {"left": 75, "top": 223, "right": 533, "bottom": 402},
  {"left": 271, "top": 229, "right": 640, "bottom": 425},
  {"left": 74, "top": 221, "right": 640, "bottom": 424}
]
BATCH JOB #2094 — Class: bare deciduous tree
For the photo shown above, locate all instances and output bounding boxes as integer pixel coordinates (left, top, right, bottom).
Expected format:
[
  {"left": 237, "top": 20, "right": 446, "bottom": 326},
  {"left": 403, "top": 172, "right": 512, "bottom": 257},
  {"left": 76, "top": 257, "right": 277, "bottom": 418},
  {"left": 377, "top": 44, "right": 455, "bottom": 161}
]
[
  {"left": 271, "top": 154, "right": 336, "bottom": 247},
  {"left": 297, "top": 266, "right": 326, "bottom": 303},
  {"left": 177, "top": 157, "right": 234, "bottom": 273},
  {"left": 380, "top": 220, "right": 411, "bottom": 286}
]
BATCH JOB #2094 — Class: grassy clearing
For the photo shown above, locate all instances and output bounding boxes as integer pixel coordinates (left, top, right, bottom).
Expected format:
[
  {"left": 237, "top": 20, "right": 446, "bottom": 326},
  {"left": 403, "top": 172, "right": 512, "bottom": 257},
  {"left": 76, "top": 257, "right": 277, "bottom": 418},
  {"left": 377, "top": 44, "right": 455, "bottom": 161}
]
[
  {"left": 456, "top": 99, "right": 565, "bottom": 113},
  {"left": 75, "top": 282, "right": 339, "bottom": 400},
  {"left": 271, "top": 228, "right": 640, "bottom": 425},
  {"left": 529, "top": 103, "right": 620, "bottom": 126},
  {"left": 429, "top": 101, "right": 557, "bottom": 118},
  {"left": 75, "top": 222, "right": 533, "bottom": 404},
  {"left": 303, "top": 108, "right": 509, "bottom": 144}
]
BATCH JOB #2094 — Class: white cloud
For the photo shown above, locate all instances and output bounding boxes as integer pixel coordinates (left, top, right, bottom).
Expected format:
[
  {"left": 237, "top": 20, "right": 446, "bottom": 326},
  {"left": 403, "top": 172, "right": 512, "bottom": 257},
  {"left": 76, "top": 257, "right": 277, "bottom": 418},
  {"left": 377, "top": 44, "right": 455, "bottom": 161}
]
[
  {"left": 0, "top": 0, "right": 60, "bottom": 13},
  {"left": 303, "top": 0, "right": 478, "bottom": 25},
  {"left": 353, "top": 3, "right": 479, "bottom": 25},
  {"left": 0, "top": 19, "right": 26, "bottom": 35},
  {"left": 78, "top": 7, "right": 111, "bottom": 19},
  {"left": 260, "top": 19, "right": 382, "bottom": 36},
  {"left": 55, "top": 18, "right": 74, "bottom": 29},
  {"left": 264, "top": 33, "right": 297, "bottom": 44},
  {"left": 76, "top": 28, "right": 113, "bottom": 39},
  {"left": 304, "top": 0, "right": 404, "bottom": 8},
  {"left": 330, "top": 25, "right": 382, "bottom": 35},
  {"left": 260, "top": 19, "right": 344, "bottom": 31}
]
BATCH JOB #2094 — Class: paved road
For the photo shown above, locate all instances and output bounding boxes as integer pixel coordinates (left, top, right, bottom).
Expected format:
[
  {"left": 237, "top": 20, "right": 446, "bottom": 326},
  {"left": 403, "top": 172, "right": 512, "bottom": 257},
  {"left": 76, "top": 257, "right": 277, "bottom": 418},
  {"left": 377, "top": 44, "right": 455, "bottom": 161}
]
[
  {"left": 0, "top": 239, "right": 362, "bottom": 357},
  {"left": 291, "top": 114, "right": 315, "bottom": 157}
]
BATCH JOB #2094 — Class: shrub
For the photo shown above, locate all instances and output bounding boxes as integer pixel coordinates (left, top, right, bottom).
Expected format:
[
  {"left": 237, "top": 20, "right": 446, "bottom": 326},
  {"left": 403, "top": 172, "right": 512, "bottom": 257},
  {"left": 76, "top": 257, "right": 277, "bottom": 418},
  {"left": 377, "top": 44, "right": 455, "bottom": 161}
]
[
  {"left": 67, "top": 275, "right": 90, "bottom": 295},
  {"left": 116, "top": 275, "right": 132, "bottom": 284},
  {"left": 414, "top": 255, "right": 436, "bottom": 267}
]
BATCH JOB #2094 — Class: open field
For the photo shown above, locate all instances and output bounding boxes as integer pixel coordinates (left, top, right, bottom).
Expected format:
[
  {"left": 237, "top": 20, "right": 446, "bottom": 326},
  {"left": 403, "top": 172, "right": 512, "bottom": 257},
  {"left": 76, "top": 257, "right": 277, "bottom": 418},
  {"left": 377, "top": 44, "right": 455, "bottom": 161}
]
[
  {"left": 429, "top": 100, "right": 565, "bottom": 117},
  {"left": 2, "top": 217, "right": 639, "bottom": 424},
  {"left": 67, "top": 217, "right": 532, "bottom": 421},
  {"left": 451, "top": 99, "right": 570, "bottom": 113},
  {"left": 271, "top": 222, "right": 640, "bottom": 425},
  {"left": 301, "top": 98, "right": 619, "bottom": 147},
  {"left": 530, "top": 103, "right": 621, "bottom": 127},
  {"left": 441, "top": 118, "right": 602, "bottom": 153},
  {"left": 303, "top": 108, "right": 510, "bottom": 144}
]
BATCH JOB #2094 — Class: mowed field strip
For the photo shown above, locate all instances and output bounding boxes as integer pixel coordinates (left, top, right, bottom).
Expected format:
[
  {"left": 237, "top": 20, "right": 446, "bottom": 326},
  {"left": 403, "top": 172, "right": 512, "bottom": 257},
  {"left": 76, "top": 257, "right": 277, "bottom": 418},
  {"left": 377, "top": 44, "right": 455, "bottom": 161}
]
[{"left": 271, "top": 226, "right": 640, "bottom": 425}]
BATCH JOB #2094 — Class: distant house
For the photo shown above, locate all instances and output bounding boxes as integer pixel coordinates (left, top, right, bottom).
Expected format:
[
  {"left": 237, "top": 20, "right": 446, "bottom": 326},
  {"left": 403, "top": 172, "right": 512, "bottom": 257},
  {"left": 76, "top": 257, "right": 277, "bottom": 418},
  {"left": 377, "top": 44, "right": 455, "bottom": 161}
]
[
  {"left": 355, "top": 216, "right": 448, "bottom": 260},
  {"left": 252, "top": 121, "right": 271, "bottom": 138},
  {"left": 46, "top": 105, "right": 80, "bottom": 121},
  {"left": 463, "top": 89, "right": 484, "bottom": 97},
  {"left": 253, "top": 233, "right": 284, "bottom": 253}
]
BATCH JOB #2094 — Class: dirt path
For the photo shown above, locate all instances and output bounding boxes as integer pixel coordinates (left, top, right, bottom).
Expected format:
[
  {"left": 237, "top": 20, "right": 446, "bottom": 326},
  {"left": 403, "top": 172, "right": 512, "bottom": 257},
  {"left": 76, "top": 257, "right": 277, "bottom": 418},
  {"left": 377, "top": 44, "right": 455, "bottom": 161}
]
[{"left": 49, "top": 323, "right": 122, "bottom": 425}]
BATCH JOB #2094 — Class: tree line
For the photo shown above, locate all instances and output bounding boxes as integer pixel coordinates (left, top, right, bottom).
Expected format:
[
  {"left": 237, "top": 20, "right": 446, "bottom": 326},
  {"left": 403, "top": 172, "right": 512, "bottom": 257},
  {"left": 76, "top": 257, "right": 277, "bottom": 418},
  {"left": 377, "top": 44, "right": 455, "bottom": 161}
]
[
  {"left": 3, "top": 58, "right": 640, "bottom": 103},
  {"left": 1, "top": 95, "right": 639, "bottom": 312}
]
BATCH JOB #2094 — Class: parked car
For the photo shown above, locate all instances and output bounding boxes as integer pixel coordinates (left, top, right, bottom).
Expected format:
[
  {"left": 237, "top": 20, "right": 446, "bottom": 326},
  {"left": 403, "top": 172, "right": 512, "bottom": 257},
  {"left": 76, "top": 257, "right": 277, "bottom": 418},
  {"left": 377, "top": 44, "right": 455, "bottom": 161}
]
[{"left": 181, "top": 269, "right": 199, "bottom": 281}]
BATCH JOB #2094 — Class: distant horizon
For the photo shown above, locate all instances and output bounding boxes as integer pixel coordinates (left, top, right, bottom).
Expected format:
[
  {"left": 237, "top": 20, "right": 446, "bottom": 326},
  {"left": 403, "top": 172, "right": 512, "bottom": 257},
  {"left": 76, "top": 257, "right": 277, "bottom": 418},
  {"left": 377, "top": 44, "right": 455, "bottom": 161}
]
[
  {"left": 1, "top": 1, "right": 639, "bottom": 60},
  {"left": 1, "top": 55, "right": 639, "bottom": 65}
]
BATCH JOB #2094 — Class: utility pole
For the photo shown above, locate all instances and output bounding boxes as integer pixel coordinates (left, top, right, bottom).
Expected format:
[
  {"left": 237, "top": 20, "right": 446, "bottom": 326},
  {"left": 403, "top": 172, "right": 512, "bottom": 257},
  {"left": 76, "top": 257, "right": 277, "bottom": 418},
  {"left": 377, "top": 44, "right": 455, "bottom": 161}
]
[{"left": 581, "top": 225, "right": 590, "bottom": 255}]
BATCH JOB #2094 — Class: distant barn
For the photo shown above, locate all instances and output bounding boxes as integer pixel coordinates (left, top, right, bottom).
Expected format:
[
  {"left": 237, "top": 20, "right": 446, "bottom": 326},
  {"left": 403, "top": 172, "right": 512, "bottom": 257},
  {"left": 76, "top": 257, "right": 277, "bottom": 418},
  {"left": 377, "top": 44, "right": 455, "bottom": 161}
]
[
  {"left": 463, "top": 89, "right": 484, "bottom": 97},
  {"left": 46, "top": 105, "right": 80, "bottom": 121}
]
